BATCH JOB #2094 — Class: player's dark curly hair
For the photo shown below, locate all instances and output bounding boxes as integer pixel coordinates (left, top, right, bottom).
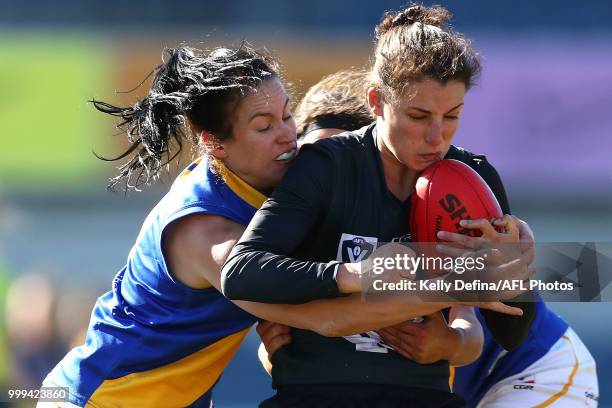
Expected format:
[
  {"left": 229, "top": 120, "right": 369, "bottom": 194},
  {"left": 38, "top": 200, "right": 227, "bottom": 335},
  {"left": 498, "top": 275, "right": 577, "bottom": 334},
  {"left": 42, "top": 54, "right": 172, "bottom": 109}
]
[
  {"left": 92, "top": 44, "right": 279, "bottom": 191},
  {"left": 372, "top": 3, "right": 481, "bottom": 102},
  {"left": 295, "top": 69, "right": 374, "bottom": 137}
]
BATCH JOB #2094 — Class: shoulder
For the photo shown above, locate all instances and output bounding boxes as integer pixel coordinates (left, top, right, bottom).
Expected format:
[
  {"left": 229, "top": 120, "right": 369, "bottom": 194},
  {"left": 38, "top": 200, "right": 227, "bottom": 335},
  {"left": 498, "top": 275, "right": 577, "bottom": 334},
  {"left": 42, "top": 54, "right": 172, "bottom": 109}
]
[
  {"left": 293, "top": 124, "right": 372, "bottom": 169},
  {"left": 445, "top": 145, "right": 501, "bottom": 178},
  {"left": 446, "top": 145, "right": 489, "bottom": 167},
  {"left": 445, "top": 145, "right": 510, "bottom": 213},
  {"left": 309, "top": 123, "right": 373, "bottom": 154}
]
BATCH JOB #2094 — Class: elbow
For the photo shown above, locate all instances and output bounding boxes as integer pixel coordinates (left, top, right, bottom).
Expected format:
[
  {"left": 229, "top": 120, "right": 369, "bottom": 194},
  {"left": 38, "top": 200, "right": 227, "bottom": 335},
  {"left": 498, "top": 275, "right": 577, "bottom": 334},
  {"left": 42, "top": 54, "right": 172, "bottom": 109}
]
[
  {"left": 464, "top": 332, "right": 484, "bottom": 367},
  {"left": 221, "top": 256, "right": 277, "bottom": 302},
  {"left": 312, "top": 319, "right": 342, "bottom": 337},
  {"left": 220, "top": 260, "right": 250, "bottom": 300},
  {"left": 450, "top": 327, "right": 484, "bottom": 367},
  {"left": 312, "top": 317, "right": 360, "bottom": 338}
]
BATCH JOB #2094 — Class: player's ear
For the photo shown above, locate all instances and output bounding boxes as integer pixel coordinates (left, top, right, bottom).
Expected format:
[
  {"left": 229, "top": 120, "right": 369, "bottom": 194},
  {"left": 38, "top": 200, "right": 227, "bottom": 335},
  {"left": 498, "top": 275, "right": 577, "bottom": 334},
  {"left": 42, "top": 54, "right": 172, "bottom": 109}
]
[
  {"left": 367, "top": 87, "right": 384, "bottom": 117},
  {"left": 201, "top": 130, "right": 227, "bottom": 159}
]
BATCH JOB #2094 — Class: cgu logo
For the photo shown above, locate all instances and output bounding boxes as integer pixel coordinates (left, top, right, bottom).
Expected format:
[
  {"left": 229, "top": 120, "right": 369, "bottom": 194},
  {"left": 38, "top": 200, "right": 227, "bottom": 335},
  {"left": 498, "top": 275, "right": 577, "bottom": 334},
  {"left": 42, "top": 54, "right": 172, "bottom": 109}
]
[{"left": 438, "top": 193, "right": 477, "bottom": 236}]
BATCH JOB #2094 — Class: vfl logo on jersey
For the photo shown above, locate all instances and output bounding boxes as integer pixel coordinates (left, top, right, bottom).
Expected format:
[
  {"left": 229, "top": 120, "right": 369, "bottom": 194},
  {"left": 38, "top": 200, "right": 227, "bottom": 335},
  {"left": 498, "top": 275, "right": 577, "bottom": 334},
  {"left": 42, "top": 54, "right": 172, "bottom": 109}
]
[{"left": 336, "top": 233, "right": 378, "bottom": 263}]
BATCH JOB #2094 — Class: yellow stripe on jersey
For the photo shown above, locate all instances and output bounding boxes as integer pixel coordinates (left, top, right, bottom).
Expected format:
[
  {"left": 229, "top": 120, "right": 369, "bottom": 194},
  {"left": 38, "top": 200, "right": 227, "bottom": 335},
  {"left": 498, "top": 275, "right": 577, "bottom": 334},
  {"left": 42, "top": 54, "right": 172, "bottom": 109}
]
[
  {"left": 449, "top": 366, "right": 455, "bottom": 391},
  {"left": 89, "top": 327, "right": 250, "bottom": 408},
  {"left": 533, "top": 335, "right": 579, "bottom": 408},
  {"left": 181, "top": 158, "right": 266, "bottom": 209},
  {"left": 221, "top": 164, "right": 267, "bottom": 209},
  {"left": 179, "top": 157, "right": 203, "bottom": 179}
]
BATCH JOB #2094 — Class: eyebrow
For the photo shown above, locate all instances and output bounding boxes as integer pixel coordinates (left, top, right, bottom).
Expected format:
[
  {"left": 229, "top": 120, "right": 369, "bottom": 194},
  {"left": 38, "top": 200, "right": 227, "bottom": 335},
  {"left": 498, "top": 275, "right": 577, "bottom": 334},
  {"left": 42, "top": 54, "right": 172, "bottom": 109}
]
[
  {"left": 248, "top": 98, "right": 290, "bottom": 122},
  {"left": 407, "top": 102, "right": 464, "bottom": 115}
]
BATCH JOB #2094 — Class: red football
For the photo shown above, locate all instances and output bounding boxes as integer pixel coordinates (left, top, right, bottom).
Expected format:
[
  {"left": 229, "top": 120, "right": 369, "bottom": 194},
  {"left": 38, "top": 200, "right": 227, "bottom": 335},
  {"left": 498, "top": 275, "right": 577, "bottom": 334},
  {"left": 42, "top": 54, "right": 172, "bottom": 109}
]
[{"left": 410, "top": 159, "right": 503, "bottom": 243}]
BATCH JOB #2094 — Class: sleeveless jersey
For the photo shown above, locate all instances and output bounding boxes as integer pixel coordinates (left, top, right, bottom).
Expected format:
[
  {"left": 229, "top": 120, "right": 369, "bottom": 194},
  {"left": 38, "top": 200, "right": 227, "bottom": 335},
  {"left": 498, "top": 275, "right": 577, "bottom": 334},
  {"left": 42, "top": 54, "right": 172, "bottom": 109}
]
[
  {"left": 453, "top": 298, "right": 569, "bottom": 406},
  {"left": 44, "top": 158, "right": 265, "bottom": 407}
]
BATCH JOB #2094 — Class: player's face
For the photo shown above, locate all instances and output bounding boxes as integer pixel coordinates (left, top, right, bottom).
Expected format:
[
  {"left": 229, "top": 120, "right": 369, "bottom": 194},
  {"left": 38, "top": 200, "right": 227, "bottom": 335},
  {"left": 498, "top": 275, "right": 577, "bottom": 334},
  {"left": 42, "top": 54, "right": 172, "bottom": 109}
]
[
  {"left": 218, "top": 78, "right": 297, "bottom": 194},
  {"left": 373, "top": 79, "right": 466, "bottom": 173}
]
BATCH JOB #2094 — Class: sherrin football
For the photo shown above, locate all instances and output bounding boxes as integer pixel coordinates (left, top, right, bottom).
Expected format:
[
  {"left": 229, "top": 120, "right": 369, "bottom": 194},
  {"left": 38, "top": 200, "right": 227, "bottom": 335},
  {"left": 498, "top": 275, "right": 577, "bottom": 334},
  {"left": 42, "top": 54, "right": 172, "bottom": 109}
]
[{"left": 410, "top": 159, "right": 503, "bottom": 243}]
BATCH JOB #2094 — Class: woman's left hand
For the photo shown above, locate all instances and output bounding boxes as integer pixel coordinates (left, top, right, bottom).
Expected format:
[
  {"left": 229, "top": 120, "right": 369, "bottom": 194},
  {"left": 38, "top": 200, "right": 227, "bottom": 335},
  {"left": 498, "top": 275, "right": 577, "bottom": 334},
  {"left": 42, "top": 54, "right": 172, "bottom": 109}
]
[
  {"left": 376, "top": 312, "right": 459, "bottom": 364},
  {"left": 436, "top": 215, "right": 536, "bottom": 300}
]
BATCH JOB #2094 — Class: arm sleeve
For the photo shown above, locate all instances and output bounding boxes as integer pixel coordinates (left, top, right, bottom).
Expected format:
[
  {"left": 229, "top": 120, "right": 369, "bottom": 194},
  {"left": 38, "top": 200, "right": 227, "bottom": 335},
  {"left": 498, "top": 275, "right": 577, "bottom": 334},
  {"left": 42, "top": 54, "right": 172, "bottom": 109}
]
[
  {"left": 221, "top": 145, "right": 343, "bottom": 304},
  {"left": 471, "top": 156, "right": 536, "bottom": 351}
]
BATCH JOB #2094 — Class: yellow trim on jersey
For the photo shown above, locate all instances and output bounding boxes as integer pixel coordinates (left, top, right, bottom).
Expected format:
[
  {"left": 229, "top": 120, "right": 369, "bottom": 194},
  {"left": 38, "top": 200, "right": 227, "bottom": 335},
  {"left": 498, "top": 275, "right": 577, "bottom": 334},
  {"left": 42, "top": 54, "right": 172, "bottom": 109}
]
[
  {"left": 449, "top": 366, "right": 455, "bottom": 391},
  {"left": 220, "top": 164, "right": 267, "bottom": 209},
  {"left": 532, "top": 335, "right": 579, "bottom": 408},
  {"left": 179, "top": 157, "right": 203, "bottom": 179},
  {"left": 181, "top": 157, "right": 266, "bottom": 208},
  {"left": 88, "top": 327, "right": 250, "bottom": 408}
]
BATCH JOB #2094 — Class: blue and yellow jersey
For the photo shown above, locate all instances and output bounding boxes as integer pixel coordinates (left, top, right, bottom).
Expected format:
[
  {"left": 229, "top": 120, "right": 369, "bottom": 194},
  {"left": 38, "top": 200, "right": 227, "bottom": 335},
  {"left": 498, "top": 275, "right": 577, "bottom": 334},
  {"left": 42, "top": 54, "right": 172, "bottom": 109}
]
[
  {"left": 44, "top": 157, "right": 266, "bottom": 407},
  {"left": 453, "top": 297, "right": 569, "bottom": 405}
]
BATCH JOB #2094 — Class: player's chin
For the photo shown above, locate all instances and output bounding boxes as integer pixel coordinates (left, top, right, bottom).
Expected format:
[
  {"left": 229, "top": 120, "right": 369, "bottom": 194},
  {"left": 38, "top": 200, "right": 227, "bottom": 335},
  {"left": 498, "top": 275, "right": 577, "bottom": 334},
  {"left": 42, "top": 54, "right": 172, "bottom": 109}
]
[{"left": 410, "top": 159, "right": 436, "bottom": 172}]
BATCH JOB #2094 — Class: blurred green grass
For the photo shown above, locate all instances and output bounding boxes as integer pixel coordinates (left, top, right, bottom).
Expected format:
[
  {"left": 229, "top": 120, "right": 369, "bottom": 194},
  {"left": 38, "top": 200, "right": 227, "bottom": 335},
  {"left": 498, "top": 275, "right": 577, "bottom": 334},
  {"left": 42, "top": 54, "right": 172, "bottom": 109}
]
[{"left": 0, "top": 34, "right": 110, "bottom": 191}]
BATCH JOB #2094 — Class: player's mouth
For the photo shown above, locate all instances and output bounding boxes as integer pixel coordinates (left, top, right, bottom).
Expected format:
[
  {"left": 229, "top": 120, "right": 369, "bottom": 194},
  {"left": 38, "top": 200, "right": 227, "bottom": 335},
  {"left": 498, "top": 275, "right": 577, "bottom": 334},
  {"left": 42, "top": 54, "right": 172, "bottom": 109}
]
[
  {"left": 274, "top": 148, "right": 297, "bottom": 162},
  {"left": 418, "top": 153, "right": 442, "bottom": 162}
]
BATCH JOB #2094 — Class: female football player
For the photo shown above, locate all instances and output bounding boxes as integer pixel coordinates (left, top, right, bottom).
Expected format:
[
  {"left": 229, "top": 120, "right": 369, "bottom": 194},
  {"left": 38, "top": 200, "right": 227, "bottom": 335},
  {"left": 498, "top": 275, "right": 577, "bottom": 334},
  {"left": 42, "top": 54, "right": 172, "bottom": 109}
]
[
  {"left": 222, "top": 5, "right": 541, "bottom": 407},
  {"left": 41, "top": 44, "right": 519, "bottom": 408},
  {"left": 260, "top": 68, "right": 598, "bottom": 407}
]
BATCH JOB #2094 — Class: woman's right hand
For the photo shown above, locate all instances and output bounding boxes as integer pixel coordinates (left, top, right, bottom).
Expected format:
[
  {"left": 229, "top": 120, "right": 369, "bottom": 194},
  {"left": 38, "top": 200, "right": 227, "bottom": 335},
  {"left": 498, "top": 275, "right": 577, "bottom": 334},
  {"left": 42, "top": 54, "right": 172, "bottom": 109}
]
[{"left": 256, "top": 320, "right": 292, "bottom": 358}]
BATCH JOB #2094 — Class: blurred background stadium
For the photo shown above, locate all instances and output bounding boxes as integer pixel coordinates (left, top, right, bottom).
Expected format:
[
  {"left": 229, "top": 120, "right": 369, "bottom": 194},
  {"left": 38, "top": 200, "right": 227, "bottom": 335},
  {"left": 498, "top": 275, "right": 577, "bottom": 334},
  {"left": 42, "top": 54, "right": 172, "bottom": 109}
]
[{"left": 0, "top": 0, "right": 611, "bottom": 406}]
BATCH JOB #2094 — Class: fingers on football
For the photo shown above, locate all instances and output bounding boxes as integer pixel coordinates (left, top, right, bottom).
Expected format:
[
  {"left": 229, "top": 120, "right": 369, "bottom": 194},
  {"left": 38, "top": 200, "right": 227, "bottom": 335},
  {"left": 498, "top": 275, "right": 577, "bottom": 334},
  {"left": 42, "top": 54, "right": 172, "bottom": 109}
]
[
  {"left": 460, "top": 218, "right": 498, "bottom": 238},
  {"left": 435, "top": 243, "right": 468, "bottom": 257},
  {"left": 437, "top": 230, "right": 483, "bottom": 249}
]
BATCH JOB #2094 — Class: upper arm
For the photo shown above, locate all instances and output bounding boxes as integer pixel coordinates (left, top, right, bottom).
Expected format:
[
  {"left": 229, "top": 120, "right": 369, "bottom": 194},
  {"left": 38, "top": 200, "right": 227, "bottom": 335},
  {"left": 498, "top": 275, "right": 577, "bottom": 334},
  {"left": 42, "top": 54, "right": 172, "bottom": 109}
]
[
  {"left": 161, "top": 212, "right": 335, "bottom": 332},
  {"left": 163, "top": 213, "right": 244, "bottom": 290},
  {"left": 221, "top": 146, "right": 342, "bottom": 303},
  {"left": 230, "top": 145, "right": 334, "bottom": 255}
]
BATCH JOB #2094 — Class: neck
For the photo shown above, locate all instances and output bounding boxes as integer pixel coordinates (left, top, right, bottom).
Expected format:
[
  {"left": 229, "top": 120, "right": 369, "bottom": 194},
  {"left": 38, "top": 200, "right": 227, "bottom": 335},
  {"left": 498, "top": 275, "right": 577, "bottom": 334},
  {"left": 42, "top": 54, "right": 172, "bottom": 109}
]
[{"left": 376, "top": 136, "right": 418, "bottom": 202}]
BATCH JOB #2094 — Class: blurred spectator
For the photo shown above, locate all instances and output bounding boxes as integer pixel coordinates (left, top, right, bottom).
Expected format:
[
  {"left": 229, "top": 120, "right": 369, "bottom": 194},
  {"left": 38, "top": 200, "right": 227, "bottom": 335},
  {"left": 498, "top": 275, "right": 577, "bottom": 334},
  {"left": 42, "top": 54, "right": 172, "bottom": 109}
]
[{"left": 4, "top": 273, "right": 64, "bottom": 388}]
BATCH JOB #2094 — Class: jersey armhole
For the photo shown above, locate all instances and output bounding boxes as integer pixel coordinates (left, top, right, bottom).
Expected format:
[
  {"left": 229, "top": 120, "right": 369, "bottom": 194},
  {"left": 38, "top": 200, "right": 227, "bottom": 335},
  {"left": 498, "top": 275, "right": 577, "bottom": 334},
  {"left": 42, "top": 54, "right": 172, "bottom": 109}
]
[{"left": 158, "top": 204, "right": 242, "bottom": 292}]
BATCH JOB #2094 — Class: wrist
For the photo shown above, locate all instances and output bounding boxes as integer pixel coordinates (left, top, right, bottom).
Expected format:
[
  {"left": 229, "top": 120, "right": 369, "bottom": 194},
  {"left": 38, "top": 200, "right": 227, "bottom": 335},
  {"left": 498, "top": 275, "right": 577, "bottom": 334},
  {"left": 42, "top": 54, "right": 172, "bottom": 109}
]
[{"left": 336, "top": 263, "right": 363, "bottom": 294}]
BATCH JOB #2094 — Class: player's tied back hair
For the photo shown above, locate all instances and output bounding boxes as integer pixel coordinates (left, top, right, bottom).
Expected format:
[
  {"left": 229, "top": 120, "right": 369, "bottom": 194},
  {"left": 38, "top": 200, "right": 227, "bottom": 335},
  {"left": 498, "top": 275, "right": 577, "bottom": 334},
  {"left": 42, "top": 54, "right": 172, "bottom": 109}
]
[
  {"left": 92, "top": 44, "right": 279, "bottom": 191},
  {"left": 372, "top": 3, "right": 481, "bottom": 102}
]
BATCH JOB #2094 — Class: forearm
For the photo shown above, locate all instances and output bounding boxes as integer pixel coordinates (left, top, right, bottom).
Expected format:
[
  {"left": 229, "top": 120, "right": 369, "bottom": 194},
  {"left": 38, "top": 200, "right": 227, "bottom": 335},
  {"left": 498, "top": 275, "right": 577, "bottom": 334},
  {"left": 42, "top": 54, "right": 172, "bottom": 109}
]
[
  {"left": 480, "top": 294, "right": 536, "bottom": 351},
  {"left": 238, "top": 294, "right": 450, "bottom": 337},
  {"left": 295, "top": 295, "right": 451, "bottom": 337},
  {"left": 222, "top": 248, "right": 341, "bottom": 303}
]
